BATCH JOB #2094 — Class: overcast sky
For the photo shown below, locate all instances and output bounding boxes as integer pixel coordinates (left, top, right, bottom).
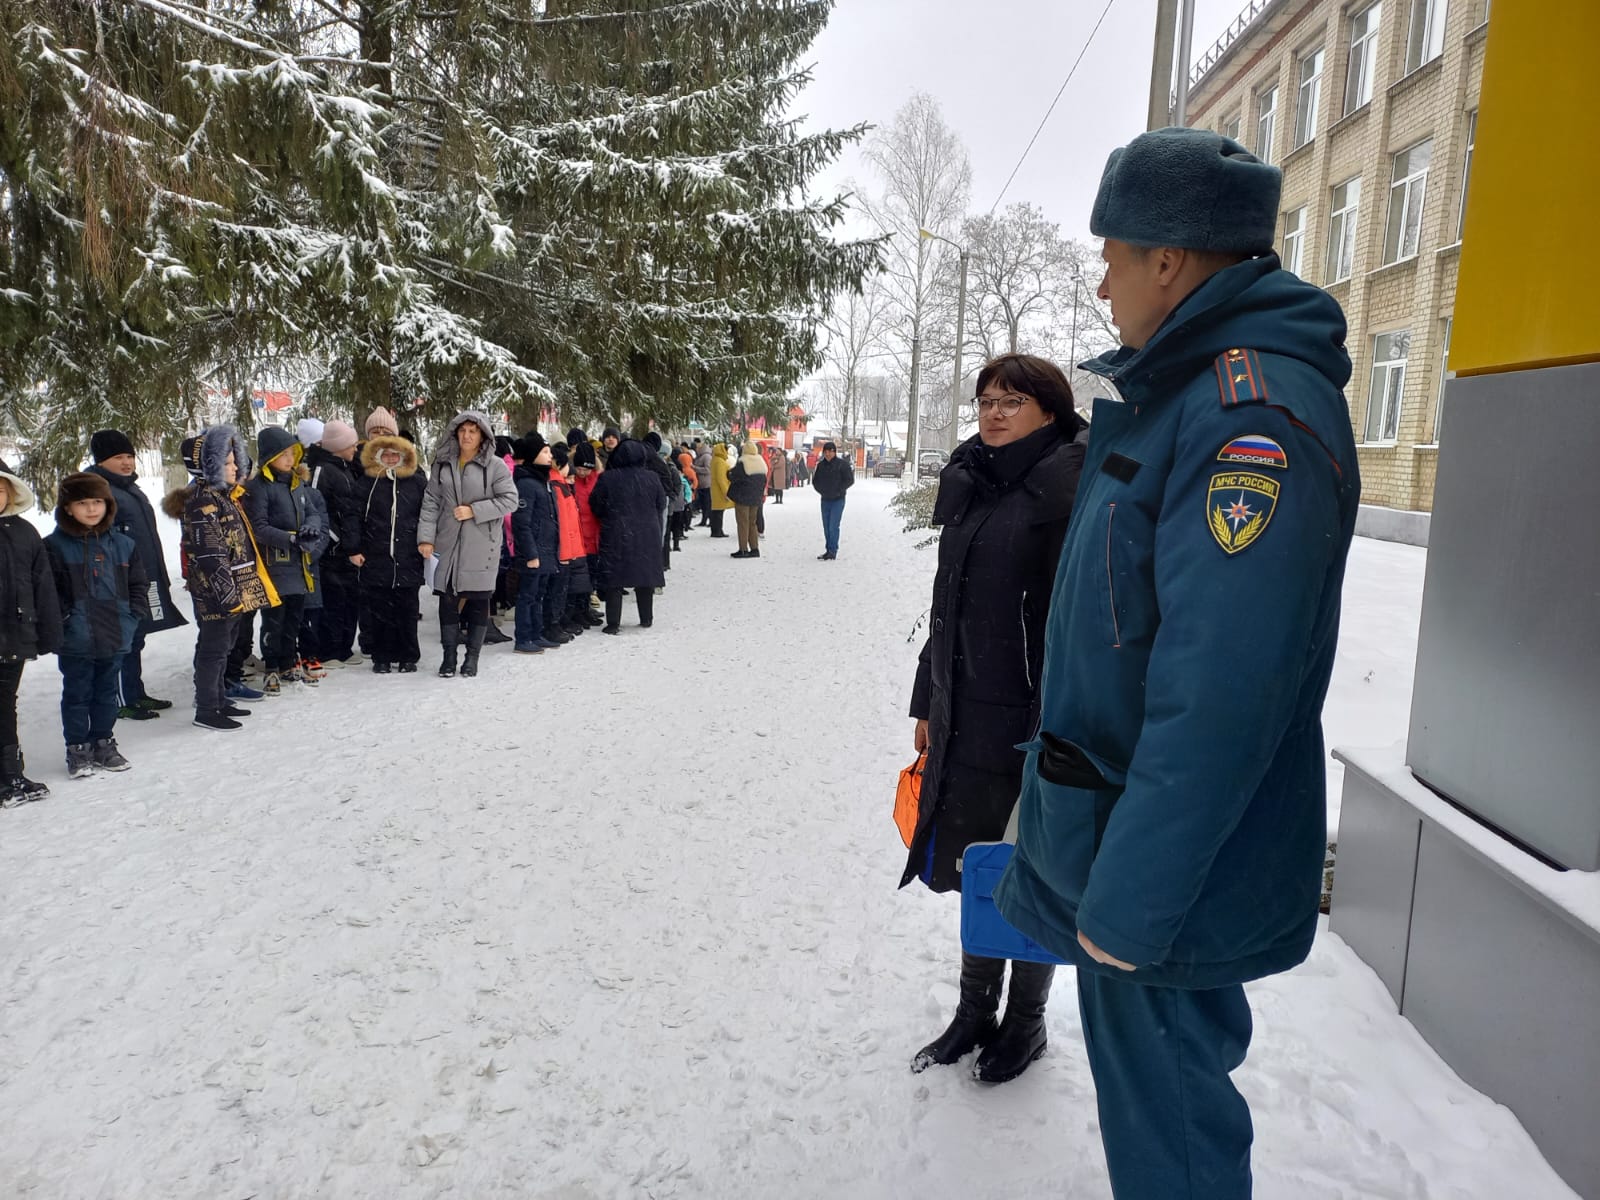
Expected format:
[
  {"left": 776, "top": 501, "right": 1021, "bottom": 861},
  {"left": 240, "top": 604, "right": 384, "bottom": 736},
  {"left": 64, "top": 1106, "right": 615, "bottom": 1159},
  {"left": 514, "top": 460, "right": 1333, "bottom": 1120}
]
[{"left": 794, "top": 0, "right": 1248, "bottom": 243}]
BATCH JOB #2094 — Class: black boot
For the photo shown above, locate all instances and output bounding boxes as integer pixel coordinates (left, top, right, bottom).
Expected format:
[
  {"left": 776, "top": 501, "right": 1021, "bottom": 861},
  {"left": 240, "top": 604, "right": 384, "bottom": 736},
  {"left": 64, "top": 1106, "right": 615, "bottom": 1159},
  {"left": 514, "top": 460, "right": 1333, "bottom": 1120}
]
[
  {"left": 911, "top": 953, "right": 1003, "bottom": 1073},
  {"left": 460, "top": 623, "right": 488, "bottom": 677},
  {"left": 482, "top": 619, "right": 511, "bottom": 645},
  {"left": 1, "top": 744, "right": 48, "bottom": 802},
  {"left": 438, "top": 620, "right": 460, "bottom": 678},
  {"left": 973, "top": 960, "right": 1054, "bottom": 1083}
]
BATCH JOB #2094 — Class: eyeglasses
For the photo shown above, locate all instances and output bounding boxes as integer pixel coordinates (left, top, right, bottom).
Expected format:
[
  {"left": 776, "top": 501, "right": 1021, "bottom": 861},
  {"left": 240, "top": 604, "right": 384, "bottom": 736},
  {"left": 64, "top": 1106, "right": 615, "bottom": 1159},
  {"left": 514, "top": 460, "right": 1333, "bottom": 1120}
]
[{"left": 971, "top": 393, "right": 1034, "bottom": 416}]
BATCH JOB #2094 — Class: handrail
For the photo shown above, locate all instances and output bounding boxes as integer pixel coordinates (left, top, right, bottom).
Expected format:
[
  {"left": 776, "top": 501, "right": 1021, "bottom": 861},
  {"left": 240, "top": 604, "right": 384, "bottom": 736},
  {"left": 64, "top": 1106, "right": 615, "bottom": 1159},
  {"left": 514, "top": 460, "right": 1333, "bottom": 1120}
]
[{"left": 1188, "top": 0, "right": 1275, "bottom": 89}]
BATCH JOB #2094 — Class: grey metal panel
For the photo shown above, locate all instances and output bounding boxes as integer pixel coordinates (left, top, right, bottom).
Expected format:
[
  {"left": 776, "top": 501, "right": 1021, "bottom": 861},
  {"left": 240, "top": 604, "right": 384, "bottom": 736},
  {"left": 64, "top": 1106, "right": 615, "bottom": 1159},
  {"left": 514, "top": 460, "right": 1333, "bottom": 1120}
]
[
  {"left": 1328, "top": 763, "right": 1422, "bottom": 1005},
  {"left": 1407, "top": 363, "right": 1600, "bottom": 869},
  {"left": 1404, "top": 823, "right": 1600, "bottom": 1200}
]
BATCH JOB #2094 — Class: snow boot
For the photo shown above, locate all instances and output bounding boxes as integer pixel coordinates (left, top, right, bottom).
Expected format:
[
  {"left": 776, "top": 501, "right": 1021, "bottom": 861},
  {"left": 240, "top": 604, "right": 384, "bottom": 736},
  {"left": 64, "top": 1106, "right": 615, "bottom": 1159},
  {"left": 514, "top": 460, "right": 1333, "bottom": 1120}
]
[
  {"left": 438, "top": 621, "right": 460, "bottom": 678},
  {"left": 2, "top": 745, "right": 48, "bottom": 802},
  {"left": 483, "top": 620, "right": 511, "bottom": 645},
  {"left": 911, "top": 953, "right": 1003, "bottom": 1073},
  {"left": 460, "top": 624, "right": 488, "bottom": 677},
  {"left": 66, "top": 743, "right": 95, "bottom": 779},
  {"left": 91, "top": 737, "right": 131, "bottom": 772},
  {"left": 372, "top": 660, "right": 392, "bottom": 674},
  {"left": 973, "top": 960, "right": 1054, "bottom": 1084}
]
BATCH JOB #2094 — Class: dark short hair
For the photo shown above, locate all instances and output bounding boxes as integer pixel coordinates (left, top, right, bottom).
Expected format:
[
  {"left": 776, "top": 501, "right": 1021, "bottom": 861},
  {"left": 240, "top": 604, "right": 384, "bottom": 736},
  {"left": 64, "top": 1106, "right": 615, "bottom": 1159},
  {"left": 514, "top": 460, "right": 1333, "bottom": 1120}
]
[{"left": 974, "top": 353, "right": 1083, "bottom": 436}]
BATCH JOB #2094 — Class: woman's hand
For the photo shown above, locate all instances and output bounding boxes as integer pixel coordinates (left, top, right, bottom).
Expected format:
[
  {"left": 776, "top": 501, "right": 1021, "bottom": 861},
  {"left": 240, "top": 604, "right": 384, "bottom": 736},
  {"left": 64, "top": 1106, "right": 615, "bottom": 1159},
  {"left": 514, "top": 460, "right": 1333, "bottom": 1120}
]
[
  {"left": 1078, "top": 931, "right": 1136, "bottom": 972},
  {"left": 418, "top": 543, "right": 434, "bottom": 559},
  {"left": 349, "top": 554, "right": 365, "bottom": 568},
  {"left": 914, "top": 719, "right": 929, "bottom": 754},
  {"left": 453, "top": 504, "right": 473, "bottom": 521},
  {"left": 527, "top": 559, "right": 539, "bottom": 569}
]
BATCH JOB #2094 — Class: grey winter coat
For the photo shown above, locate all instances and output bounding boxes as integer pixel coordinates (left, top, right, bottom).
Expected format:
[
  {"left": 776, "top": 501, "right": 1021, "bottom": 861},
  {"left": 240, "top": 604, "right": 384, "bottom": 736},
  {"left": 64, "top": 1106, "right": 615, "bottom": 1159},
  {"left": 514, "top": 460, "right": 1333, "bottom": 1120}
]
[
  {"left": 693, "top": 447, "right": 712, "bottom": 492},
  {"left": 418, "top": 411, "right": 519, "bottom": 595}
]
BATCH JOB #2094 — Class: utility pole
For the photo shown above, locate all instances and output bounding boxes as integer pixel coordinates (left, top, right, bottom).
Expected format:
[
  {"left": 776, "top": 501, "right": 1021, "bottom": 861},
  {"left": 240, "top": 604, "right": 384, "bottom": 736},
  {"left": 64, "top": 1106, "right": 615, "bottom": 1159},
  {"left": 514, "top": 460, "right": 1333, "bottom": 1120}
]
[
  {"left": 1147, "top": 0, "right": 1179, "bottom": 130},
  {"left": 1173, "top": 0, "right": 1198, "bottom": 126},
  {"left": 949, "top": 247, "right": 969, "bottom": 453}
]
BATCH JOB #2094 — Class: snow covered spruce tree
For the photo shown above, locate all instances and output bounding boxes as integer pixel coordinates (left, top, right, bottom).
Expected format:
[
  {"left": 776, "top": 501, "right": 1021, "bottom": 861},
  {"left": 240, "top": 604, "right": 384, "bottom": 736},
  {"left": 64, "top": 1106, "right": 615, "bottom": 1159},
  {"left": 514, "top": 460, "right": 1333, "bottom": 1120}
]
[{"left": 0, "top": 0, "right": 874, "bottom": 484}]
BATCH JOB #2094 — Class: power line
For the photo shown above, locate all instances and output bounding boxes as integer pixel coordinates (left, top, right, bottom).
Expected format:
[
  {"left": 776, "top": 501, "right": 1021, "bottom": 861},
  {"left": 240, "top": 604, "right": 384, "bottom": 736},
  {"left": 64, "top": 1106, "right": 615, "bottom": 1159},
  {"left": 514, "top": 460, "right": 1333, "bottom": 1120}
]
[{"left": 988, "top": 0, "right": 1120, "bottom": 215}]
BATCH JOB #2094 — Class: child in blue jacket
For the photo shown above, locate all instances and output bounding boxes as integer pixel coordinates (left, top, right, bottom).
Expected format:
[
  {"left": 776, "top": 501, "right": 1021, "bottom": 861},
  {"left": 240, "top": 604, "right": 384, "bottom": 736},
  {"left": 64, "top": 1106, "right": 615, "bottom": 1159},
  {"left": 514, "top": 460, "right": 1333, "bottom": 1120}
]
[{"left": 44, "top": 473, "right": 149, "bottom": 778}]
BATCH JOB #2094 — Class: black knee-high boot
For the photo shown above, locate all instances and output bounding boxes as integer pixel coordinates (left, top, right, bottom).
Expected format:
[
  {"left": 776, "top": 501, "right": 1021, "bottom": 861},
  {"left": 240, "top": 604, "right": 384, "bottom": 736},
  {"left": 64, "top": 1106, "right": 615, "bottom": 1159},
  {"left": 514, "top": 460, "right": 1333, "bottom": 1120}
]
[
  {"left": 911, "top": 953, "right": 1003, "bottom": 1073},
  {"left": 635, "top": 587, "right": 654, "bottom": 628},
  {"left": 460, "top": 622, "right": 488, "bottom": 677},
  {"left": 603, "top": 590, "right": 623, "bottom": 634},
  {"left": 438, "top": 619, "right": 460, "bottom": 678},
  {"left": 973, "top": 960, "right": 1054, "bottom": 1083}
]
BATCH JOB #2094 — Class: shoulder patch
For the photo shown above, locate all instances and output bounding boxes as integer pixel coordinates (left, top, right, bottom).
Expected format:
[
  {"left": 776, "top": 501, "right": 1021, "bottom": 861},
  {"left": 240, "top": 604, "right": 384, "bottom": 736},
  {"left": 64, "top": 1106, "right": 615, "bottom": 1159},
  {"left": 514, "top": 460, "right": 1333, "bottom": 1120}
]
[
  {"left": 1207, "top": 471, "right": 1280, "bottom": 555},
  {"left": 1215, "top": 348, "right": 1268, "bottom": 407},
  {"left": 1216, "top": 434, "right": 1287, "bottom": 470}
]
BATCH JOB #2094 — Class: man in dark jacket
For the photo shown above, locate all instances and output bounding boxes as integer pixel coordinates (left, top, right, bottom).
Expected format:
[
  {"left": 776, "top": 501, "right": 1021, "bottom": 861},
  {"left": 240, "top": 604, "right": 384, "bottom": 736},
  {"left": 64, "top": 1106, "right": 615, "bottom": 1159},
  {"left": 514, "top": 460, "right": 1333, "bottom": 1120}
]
[
  {"left": 810, "top": 441, "right": 854, "bottom": 560},
  {"left": 302, "top": 420, "right": 364, "bottom": 666},
  {"left": 88, "top": 429, "right": 186, "bottom": 719},
  {"left": 510, "top": 434, "right": 560, "bottom": 653},
  {"left": 991, "top": 127, "right": 1360, "bottom": 1200}
]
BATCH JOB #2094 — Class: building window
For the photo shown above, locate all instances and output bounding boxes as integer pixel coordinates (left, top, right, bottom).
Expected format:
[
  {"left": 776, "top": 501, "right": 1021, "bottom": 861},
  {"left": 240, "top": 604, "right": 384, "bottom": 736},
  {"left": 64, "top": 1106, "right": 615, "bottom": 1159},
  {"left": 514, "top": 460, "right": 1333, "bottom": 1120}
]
[
  {"left": 1256, "top": 85, "right": 1279, "bottom": 165},
  {"left": 1345, "top": 3, "right": 1382, "bottom": 115},
  {"left": 1327, "top": 177, "right": 1361, "bottom": 282},
  {"left": 1366, "top": 330, "right": 1411, "bottom": 443},
  {"left": 1433, "top": 317, "right": 1452, "bottom": 443},
  {"left": 1282, "top": 206, "right": 1307, "bottom": 277},
  {"left": 1457, "top": 109, "right": 1477, "bottom": 241},
  {"left": 1384, "top": 138, "right": 1434, "bottom": 263},
  {"left": 1294, "top": 48, "right": 1325, "bottom": 148},
  {"left": 1222, "top": 112, "right": 1242, "bottom": 142},
  {"left": 1405, "top": 0, "right": 1448, "bottom": 74}
]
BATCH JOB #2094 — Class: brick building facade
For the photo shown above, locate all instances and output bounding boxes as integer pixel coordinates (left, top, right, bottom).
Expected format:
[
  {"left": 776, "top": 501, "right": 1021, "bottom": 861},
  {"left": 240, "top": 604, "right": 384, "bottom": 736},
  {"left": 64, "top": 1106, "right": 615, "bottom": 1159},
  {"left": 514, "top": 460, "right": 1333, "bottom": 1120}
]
[{"left": 1185, "top": 0, "right": 1490, "bottom": 512}]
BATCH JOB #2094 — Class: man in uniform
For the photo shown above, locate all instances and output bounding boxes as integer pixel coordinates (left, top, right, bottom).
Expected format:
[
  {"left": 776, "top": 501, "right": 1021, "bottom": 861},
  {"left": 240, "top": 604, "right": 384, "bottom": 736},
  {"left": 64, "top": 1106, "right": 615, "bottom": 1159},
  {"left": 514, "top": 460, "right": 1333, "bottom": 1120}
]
[{"left": 993, "top": 127, "right": 1360, "bottom": 1198}]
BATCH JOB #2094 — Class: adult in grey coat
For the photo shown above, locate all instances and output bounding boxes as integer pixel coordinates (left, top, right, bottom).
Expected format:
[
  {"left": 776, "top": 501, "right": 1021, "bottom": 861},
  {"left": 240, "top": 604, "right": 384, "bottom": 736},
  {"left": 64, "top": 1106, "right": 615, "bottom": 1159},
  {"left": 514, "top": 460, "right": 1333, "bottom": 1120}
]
[
  {"left": 418, "top": 411, "right": 518, "bottom": 678},
  {"left": 693, "top": 442, "right": 712, "bottom": 524}
]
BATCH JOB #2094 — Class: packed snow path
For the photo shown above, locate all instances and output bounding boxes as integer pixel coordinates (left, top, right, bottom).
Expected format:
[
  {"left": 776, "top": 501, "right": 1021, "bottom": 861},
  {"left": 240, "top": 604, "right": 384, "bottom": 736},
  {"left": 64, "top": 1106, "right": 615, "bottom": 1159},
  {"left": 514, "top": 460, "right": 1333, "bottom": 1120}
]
[{"left": 0, "top": 479, "right": 1574, "bottom": 1198}]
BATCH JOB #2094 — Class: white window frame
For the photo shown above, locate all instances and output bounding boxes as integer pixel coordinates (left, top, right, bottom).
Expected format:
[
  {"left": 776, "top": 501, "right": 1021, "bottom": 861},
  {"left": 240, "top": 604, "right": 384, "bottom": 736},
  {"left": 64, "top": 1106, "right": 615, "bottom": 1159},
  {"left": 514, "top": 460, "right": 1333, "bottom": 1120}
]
[
  {"left": 1457, "top": 109, "right": 1477, "bottom": 241},
  {"left": 1366, "top": 330, "right": 1411, "bottom": 444},
  {"left": 1294, "top": 47, "right": 1325, "bottom": 148},
  {"left": 1282, "top": 205, "right": 1307, "bottom": 277},
  {"left": 1327, "top": 177, "right": 1361, "bottom": 283},
  {"left": 1432, "top": 317, "right": 1452, "bottom": 443},
  {"left": 1221, "top": 113, "right": 1242, "bottom": 142},
  {"left": 1405, "top": 0, "right": 1448, "bottom": 74},
  {"left": 1383, "top": 137, "right": 1434, "bottom": 264},
  {"left": 1256, "top": 84, "right": 1279, "bottom": 165},
  {"left": 1345, "top": 3, "right": 1382, "bottom": 115}
]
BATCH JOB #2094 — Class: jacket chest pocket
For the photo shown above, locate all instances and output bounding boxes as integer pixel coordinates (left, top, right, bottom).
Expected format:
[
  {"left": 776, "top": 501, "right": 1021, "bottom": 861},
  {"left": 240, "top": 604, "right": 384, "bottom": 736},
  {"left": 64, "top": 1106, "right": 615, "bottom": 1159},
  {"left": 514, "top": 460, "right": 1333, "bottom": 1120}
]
[{"left": 1094, "top": 499, "right": 1156, "bottom": 649}]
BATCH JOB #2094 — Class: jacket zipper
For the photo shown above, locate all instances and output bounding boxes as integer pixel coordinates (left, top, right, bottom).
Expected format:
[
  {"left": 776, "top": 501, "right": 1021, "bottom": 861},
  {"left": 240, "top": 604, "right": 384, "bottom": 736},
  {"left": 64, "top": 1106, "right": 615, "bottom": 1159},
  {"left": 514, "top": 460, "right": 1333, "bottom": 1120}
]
[
  {"left": 1105, "top": 503, "right": 1122, "bottom": 649},
  {"left": 1020, "top": 589, "right": 1031, "bottom": 689}
]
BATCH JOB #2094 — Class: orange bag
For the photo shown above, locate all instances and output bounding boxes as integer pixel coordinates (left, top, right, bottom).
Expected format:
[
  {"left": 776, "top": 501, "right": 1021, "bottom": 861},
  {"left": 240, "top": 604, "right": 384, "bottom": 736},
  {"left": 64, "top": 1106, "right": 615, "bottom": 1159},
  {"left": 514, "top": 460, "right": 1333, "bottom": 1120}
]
[{"left": 894, "top": 752, "right": 926, "bottom": 847}]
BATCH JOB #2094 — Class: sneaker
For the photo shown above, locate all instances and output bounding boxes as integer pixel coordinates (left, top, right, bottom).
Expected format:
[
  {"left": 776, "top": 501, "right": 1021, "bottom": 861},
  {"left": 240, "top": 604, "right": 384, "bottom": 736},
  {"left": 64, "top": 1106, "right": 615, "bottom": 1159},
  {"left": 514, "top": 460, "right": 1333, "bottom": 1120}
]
[
  {"left": 242, "top": 654, "right": 265, "bottom": 679},
  {"left": 372, "top": 661, "right": 392, "bottom": 674},
  {"left": 297, "top": 658, "right": 329, "bottom": 681},
  {"left": 118, "top": 705, "right": 160, "bottom": 721},
  {"left": 281, "top": 667, "right": 319, "bottom": 688},
  {"left": 135, "top": 696, "right": 174, "bottom": 711},
  {"left": 66, "top": 743, "right": 95, "bottom": 778},
  {"left": 514, "top": 643, "right": 545, "bottom": 655},
  {"left": 90, "top": 738, "right": 130, "bottom": 771},
  {"left": 263, "top": 672, "right": 282, "bottom": 697},
  {"left": 342, "top": 651, "right": 366, "bottom": 666},
  {"left": 193, "top": 711, "right": 242, "bottom": 732},
  {"left": 225, "top": 681, "right": 266, "bottom": 702},
  {"left": 397, "top": 662, "right": 418, "bottom": 673},
  {"left": 535, "top": 637, "right": 562, "bottom": 650},
  {"left": 220, "top": 704, "right": 252, "bottom": 718}
]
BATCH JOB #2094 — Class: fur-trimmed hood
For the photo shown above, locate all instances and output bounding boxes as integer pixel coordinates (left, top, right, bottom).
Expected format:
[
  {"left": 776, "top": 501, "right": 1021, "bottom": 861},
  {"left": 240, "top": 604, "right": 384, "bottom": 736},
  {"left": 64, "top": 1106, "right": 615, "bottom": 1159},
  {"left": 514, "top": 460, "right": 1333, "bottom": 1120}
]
[
  {"left": 54, "top": 471, "right": 118, "bottom": 536},
  {"left": 361, "top": 434, "right": 420, "bottom": 479},
  {"left": 433, "top": 410, "right": 498, "bottom": 468},
  {"left": 0, "top": 465, "right": 36, "bottom": 517},
  {"left": 163, "top": 425, "right": 251, "bottom": 518}
]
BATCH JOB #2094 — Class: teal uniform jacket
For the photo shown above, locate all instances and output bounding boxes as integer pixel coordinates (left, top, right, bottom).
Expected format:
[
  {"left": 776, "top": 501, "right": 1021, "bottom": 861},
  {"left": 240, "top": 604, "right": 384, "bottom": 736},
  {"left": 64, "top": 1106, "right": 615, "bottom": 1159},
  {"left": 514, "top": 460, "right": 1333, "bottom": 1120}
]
[{"left": 993, "top": 254, "right": 1360, "bottom": 990}]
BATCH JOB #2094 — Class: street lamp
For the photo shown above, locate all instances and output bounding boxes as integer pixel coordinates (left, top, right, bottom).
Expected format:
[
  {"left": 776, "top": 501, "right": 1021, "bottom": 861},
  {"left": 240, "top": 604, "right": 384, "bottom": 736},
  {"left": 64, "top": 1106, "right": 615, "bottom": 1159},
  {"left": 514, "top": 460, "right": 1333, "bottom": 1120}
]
[{"left": 919, "top": 227, "right": 970, "bottom": 455}]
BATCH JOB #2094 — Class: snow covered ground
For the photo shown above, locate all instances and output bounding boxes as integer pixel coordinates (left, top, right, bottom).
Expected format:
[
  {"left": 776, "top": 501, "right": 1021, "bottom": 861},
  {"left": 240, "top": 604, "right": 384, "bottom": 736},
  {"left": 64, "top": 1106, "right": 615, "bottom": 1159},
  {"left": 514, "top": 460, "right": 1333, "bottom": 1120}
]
[{"left": 0, "top": 477, "right": 1575, "bottom": 1199}]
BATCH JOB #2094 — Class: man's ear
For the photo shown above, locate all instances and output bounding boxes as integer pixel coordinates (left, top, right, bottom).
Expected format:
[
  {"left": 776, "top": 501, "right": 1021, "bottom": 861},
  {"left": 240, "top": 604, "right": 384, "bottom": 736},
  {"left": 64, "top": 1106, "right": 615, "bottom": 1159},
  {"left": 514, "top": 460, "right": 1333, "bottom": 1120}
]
[{"left": 1157, "top": 246, "right": 1188, "bottom": 289}]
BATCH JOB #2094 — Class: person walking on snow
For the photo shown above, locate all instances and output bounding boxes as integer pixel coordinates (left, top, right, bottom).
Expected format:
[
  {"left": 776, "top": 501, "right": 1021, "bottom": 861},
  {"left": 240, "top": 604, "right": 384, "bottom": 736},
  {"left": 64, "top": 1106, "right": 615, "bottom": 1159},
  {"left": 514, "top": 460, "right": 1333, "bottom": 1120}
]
[
  {"left": 87, "top": 429, "right": 186, "bottom": 721},
  {"left": 902, "top": 353, "right": 1088, "bottom": 1085},
  {"left": 991, "top": 127, "right": 1361, "bottom": 1200},
  {"left": 418, "top": 411, "right": 519, "bottom": 678},
  {"left": 811, "top": 441, "right": 854, "bottom": 560},
  {"left": 0, "top": 461, "right": 62, "bottom": 802}
]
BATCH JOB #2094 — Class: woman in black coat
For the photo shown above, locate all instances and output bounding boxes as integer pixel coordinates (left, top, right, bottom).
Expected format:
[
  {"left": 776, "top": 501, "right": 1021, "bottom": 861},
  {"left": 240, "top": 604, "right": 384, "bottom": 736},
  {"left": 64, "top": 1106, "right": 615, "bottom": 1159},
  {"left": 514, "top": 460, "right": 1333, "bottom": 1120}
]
[
  {"left": 903, "top": 353, "right": 1086, "bottom": 1085},
  {"left": 586, "top": 438, "right": 667, "bottom": 634},
  {"left": 350, "top": 434, "right": 427, "bottom": 673},
  {"left": 0, "top": 463, "right": 63, "bottom": 803}
]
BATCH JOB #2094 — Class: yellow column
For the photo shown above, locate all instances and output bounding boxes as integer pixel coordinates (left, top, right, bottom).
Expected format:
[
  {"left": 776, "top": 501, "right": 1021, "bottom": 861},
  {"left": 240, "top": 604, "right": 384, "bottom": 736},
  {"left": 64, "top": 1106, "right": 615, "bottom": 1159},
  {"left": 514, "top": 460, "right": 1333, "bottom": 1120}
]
[{"left": 1452, "top": 0, "right": 1600, "bottom": 376}]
